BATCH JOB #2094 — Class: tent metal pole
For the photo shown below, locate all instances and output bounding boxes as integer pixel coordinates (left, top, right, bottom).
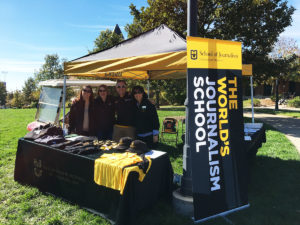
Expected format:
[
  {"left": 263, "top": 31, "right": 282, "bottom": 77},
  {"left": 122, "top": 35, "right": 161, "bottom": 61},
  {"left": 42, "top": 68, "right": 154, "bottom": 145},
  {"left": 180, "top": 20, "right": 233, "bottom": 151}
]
[
  {"left": 181, "top": 0, "right": 198, "bottom": 196},
  {"left": 250, "top": 76, "right": 254, "bottom": 123},
  {"left": 147, "top": 79, "right": 150, "bottom": 97},
  {"left": 62, "top": 75, "right": 67, "bottom": 134}
]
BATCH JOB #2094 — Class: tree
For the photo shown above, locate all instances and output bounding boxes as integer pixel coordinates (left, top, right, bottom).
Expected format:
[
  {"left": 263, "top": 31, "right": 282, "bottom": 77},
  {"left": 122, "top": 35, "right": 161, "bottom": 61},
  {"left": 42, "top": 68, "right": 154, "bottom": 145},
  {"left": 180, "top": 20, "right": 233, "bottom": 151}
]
[
  {"left": 90, "top": 29, "right": 124, "bottom": 53},
  {"left": 162, "top": 79, "right": 186, "bottom": 105},
  {"left": 125, "top": 1, "right": 186, "bottom": 38},
  {"left": 6, "top": 92, "right": 14, "bottom": 104},
  {"left": 34, "top": 54, "right": 65, "bottom": 83},
  {"left": 268, "top": 37, "right": 300, "bottom": 110},
  {"left": 149, "top": 80, "right": 166, "bottom": 108},
  {"left": 125, "top": 0, "right": 295, "bottom": 82},
  {"left": 0, "top": 82, "right": 7, "bottom": 106},
  {"left": 269, "top": 37, "right": 300, "bottom": 81},
  {"left": 22, "top": 77, "right": 37, "bottom": 105},
  {"left": 11, "top": 90, "right": 24, "bottom": 108}
]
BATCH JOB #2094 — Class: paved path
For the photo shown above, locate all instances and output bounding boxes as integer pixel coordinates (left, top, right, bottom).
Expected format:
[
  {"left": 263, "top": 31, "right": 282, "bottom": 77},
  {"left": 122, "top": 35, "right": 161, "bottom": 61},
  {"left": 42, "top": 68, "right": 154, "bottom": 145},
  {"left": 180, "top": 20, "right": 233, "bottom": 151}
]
[{"left": 244, "top": 112, "right": 300, "bottom": 154}]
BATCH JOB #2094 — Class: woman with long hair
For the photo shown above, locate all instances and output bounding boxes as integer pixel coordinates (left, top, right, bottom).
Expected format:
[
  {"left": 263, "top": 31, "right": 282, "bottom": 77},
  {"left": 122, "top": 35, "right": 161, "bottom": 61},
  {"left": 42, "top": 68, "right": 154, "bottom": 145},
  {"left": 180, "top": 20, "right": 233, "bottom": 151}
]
[
  {"left": 68, "top": 85, "right": 95, "bottom": 136},
  {"left": 132, "top": 85, "right": 159, "bottom": 148},
  {"left": 94, "top": 85, "right": 115, "bottom": 140}
]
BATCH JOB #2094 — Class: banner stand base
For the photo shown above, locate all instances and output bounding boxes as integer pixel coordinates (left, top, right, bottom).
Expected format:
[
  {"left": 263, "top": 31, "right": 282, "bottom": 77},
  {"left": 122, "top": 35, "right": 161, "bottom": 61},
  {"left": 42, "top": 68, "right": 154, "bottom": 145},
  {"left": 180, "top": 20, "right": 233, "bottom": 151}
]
[
  {"left": 172, "top": 188, "right": 194, "bottom": 217},
  {"left": 193, "top": 204, "right": 250, "bottom": 223}
]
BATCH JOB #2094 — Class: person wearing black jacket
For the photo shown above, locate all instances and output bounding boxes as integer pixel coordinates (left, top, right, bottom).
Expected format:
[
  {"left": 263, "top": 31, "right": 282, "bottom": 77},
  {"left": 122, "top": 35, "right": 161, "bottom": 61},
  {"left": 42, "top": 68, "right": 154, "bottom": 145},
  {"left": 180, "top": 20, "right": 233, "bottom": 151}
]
[
  {"left": 132, "top": 85, "right": 160, "bottom": 148},
  {"left": 112, "top": 80, "right": 136, "bottom": 141},
  {"left": 114, "top": 80, "right": 135, "bottom": 126},
  {"left": 94, "top": 85, "right": 115, "bottom": 140},
  {"left": 68, "top": 85, "right": 96, "bottom": 136}
]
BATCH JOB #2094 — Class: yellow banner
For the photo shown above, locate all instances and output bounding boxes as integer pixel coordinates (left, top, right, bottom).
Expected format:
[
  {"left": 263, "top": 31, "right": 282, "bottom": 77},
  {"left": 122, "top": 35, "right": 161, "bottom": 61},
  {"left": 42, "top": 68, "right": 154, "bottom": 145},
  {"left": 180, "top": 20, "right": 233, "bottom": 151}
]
[
  {"left": 187, "top": 37, "right": 242, "bottom": 70},
  {"left": 242, "top": 64, "right": 253, "bottom": 76}
]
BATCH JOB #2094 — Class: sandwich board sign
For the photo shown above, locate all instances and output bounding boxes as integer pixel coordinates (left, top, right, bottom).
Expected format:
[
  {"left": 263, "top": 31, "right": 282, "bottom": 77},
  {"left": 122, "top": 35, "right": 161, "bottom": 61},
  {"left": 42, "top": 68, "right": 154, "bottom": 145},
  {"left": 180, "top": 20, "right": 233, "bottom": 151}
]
[{"left": 186, "top": 37, "right": 249, "bottom": 221}]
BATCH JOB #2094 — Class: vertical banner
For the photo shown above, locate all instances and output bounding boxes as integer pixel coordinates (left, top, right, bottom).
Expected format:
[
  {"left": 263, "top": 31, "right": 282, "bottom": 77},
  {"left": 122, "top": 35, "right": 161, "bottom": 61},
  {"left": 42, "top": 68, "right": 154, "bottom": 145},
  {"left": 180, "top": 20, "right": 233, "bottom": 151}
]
[{"left": 187, "top": 37, "right": 248, "bottom": 221}]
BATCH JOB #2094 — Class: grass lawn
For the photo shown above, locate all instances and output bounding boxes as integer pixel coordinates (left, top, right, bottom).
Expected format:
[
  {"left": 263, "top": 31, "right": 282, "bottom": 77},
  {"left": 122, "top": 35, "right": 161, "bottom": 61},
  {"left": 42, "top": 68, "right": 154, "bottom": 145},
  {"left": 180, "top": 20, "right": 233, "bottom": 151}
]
[{"left": 0, "top": 108, "right": 300, "bottom": 225}]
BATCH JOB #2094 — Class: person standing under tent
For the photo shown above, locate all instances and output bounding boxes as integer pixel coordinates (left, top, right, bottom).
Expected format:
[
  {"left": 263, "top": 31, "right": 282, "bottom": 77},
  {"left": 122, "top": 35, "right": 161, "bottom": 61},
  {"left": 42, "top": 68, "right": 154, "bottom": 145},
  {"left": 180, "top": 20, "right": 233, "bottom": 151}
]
[
  {"left": 68, "top": 85, "right": 96, "bottom": 136},
  {"left": 94, "top": 85, "right": 115, "bottom": 140},
  {"left": 112, "top": 80, "right": 136, "bottom": 141},
  {"left": 132, "top": 85, "right": 159, "bottom": 148}
]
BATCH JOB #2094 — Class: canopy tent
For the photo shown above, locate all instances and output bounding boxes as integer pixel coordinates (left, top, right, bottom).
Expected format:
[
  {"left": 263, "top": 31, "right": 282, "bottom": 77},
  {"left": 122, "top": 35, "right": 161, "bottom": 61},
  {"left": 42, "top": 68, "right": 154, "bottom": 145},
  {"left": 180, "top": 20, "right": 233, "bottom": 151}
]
[
  {"left": 64, "top": 24, "right": 250, "bottom": 80},
  {"left": 64, "top": 24, "right": 187, "bottom": 80}
]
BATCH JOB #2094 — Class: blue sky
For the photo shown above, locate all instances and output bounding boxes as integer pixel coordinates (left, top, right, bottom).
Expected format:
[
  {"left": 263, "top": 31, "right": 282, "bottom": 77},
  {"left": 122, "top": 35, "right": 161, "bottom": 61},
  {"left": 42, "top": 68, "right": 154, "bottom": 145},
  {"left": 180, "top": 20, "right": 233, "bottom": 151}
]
[{"left": 0, "top": 0, "right": 299, "bottom": 91}]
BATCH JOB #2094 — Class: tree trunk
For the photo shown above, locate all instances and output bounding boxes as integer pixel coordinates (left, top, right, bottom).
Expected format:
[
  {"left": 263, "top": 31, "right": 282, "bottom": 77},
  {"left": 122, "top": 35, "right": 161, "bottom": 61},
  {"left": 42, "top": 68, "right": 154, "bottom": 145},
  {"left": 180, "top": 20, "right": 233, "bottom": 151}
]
[
  {"left": 275, "top": 79, "right": 279, "bottom": 111},
  {"left": 155, "top": 90, "right": 160, "bottom": 109}
]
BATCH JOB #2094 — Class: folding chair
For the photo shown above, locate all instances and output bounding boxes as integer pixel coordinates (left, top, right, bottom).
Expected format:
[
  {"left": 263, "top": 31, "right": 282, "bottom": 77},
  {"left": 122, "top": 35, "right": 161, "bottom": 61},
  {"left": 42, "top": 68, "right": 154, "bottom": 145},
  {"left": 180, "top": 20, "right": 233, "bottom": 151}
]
[
  {"left": 181, "top": 118, "right": 185, "bottom": 142},
  {"left": 160, "top": 117, "right": 179, "bottom": 145}
]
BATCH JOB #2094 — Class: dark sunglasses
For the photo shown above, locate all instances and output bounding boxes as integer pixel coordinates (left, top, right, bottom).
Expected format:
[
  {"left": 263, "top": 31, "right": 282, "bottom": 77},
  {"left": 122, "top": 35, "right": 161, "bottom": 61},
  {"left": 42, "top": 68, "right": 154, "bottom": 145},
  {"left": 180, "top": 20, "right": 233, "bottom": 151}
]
[
  {"left": 83, "top": 89, "right": 92, "bottom": 93},
  {"left": 99, "top": 89, "right": 107, "bottom": 92},
  {"left": 117, "top": 85, "right": 126, "bottom": 88}
]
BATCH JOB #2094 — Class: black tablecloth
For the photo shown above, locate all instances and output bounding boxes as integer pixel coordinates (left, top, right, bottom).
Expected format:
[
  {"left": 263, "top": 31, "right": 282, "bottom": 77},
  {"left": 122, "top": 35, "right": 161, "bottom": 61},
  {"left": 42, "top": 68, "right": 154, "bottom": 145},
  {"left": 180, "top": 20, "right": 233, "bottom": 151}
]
[
  {"left": 244, "top": 126, "right": 266, "bottom": 159},
  {"left": 14, "top": 139, "right": 173, "bottom": 225}
]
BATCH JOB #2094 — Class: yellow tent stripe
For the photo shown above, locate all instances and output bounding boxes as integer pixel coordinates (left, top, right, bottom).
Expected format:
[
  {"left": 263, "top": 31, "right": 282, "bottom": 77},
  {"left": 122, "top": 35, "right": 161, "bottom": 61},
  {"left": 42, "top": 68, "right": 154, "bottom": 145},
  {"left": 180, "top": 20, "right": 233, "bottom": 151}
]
[{"left": 65, "top": 50, "right": 250, "bottom": 79}]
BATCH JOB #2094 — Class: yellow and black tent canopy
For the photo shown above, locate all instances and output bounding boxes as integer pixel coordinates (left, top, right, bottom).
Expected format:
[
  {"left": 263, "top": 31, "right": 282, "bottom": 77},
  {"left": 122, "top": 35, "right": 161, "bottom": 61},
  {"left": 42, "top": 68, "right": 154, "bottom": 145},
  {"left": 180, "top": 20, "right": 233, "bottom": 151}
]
[
  {"left": 64, "top": 24, "right": 252, "bottom": 79},
  {"left": 64, "top": 24, "right": 187, "bottom": 80}
]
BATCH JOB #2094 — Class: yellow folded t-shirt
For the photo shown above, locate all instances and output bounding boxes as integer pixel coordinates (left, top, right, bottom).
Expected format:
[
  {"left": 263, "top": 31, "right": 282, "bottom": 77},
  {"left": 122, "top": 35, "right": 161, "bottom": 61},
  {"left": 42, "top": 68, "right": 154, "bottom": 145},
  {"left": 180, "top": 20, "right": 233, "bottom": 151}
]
[{"left": 94, "top": 152, "right": 151, "bottom": 194}]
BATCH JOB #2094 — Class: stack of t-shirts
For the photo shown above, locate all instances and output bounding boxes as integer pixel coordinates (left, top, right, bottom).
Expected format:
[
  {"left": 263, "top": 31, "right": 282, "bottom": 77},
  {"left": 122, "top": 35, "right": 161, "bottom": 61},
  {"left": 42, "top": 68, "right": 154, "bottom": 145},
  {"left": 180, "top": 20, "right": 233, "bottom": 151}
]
[
  {"left": 50, "top": 140, "right": 99, "bottom": 155},
  {"left": 50, "top": 139, "right": 119, "bottom": 155},
  {"left": 35, "top": 135, "right": 65, "bottom": 145},
  {"left": 94, "top": 152, "right": 152, "bottom": 195},
  {"left": 24, "top": 123, "right": 65, "bottom": 145}
]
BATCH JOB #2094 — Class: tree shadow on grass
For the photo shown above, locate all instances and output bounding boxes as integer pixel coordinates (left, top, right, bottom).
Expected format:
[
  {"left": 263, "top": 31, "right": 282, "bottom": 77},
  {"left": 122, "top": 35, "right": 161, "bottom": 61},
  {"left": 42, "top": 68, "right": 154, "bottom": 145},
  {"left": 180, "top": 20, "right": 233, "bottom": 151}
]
[
  {"left": 134, "top": 155, "right": 300, "bottom": 225},
  {"left": 136, "top": 120, "right": 300, "bottom": 225},
  {"left": 227, "top": 155, "right": 300, "bottom": 225}
]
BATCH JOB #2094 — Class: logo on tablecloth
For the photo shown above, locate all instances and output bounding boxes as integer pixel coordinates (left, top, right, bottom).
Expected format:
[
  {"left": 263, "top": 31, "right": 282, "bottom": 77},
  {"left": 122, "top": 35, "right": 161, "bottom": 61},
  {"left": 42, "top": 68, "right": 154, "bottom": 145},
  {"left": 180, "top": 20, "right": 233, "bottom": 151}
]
[{"left": 33, "top": 158, "right": 42, "bottom": 177}]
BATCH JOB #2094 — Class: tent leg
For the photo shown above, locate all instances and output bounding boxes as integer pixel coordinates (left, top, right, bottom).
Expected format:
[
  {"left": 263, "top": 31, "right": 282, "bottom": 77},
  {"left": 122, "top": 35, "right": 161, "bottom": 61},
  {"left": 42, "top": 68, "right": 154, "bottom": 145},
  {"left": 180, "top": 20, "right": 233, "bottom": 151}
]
[
  {"left": 250, "top": 76, "right": 254, "bottom": 123},
  {"left": 63, "top": 75, "right": 67, "bottom": 134},
  {"left": 147, "top": 79, "right": 150, "bottom": 97}
]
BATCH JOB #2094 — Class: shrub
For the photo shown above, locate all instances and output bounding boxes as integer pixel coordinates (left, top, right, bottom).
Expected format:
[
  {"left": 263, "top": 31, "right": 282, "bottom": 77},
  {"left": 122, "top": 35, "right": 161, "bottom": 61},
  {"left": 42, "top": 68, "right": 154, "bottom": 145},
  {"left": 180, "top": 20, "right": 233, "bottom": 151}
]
[
  {"left": 243, "top": 98, "right": 261, "bottom": 107},
  {"left": 287, "top": 96, "right": 300, "bottom": 108},
  {"left": 271, "top": 94, "right": 284, "bottom": 102},
  {"left": 253, "top": 98, "right": 261, "bottom": 106}
]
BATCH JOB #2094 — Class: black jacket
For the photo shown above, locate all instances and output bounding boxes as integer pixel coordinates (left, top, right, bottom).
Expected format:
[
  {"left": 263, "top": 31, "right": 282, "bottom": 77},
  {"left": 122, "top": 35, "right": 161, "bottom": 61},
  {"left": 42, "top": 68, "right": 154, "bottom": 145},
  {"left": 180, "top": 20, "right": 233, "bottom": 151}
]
[
  {"left": 68, "top": 100, "right": 95, "bottom": 136},
  {"left": 114, "top": 92, "right": 135, "bottom": 126},
  {"left": 94, "top": 95, "right": 115, "bottom": 132},
  {"left": 134, "top": 98, "right": 160, "bottom": 134}
]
